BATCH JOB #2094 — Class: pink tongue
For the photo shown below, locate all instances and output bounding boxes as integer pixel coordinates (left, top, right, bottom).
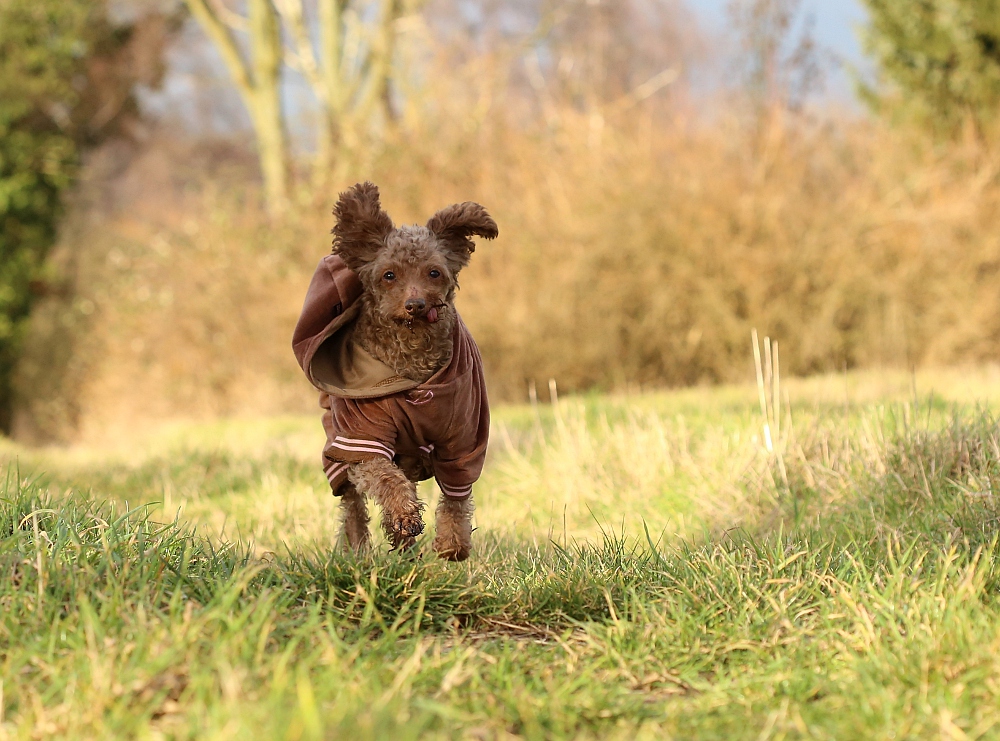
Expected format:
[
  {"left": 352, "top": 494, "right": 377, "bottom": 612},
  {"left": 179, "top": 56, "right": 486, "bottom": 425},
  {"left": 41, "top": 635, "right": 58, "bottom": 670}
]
[{"left": 427, "top": 307, "right": 439, "bottom": 323}]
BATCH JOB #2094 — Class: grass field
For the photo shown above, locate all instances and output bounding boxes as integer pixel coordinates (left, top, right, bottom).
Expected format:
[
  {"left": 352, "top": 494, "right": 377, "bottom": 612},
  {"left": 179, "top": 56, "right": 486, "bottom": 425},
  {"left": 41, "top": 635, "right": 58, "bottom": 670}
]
[{"left": 3, "top": 366, "right": 1000, "bottom": 739}]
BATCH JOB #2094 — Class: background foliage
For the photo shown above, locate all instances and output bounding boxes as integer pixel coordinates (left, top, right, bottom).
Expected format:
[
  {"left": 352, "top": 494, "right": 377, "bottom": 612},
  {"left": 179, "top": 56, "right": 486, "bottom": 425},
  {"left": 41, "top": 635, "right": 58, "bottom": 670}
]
[
  {"left": 861, "top": 0, "right": 1000, "bottom": 137},
  {"left": 0, "top": 0, "right": 90, "bottom": 434},
  {"left": 0, "top": 0, "right": 174, "bottom": 435},
  {"left": 7, "top": 0, "right": 1000, "bottom": 443}
]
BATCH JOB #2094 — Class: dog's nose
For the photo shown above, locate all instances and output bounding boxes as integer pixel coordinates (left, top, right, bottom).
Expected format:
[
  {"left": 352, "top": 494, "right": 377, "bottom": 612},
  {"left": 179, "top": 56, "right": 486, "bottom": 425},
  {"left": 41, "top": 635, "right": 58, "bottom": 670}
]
[{"left": 404, "top": 298, "right": 426, "bottom": 315}]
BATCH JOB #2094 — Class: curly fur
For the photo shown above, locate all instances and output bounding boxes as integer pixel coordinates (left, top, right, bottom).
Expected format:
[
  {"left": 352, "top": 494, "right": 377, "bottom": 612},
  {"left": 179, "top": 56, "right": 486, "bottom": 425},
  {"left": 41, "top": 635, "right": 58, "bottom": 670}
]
[
  {"left": 331, "top": 181, "right": 394, "bottom": 272},
  {"left": 331, "top": 182, "right": 497, "bottom": 558},
  {"left": 432, "top": 496, "right": 475, "bottom": 562},
  {"left": 426, "top": 201, "right": 499, "bottom": 273},
  {"left": 338, "top": 482, "right": 371, "bottom": 552},
  {"left": 352, "top": 240, "right": 457, "bottom": 383},
  {"left": 347, "top": 457, "right": 425, "bottom": 550}
]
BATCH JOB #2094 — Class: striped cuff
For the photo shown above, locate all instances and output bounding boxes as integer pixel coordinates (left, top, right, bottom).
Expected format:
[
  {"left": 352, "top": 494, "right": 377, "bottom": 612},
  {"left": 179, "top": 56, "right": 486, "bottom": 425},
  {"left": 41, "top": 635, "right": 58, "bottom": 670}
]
[
  {"left": 324, "top": 460, "right": 349, "bottom": 487},
  {"left": 437, "top": 479, "right": 473, "bottom": 499},
  {"left": 329, "top": 436, "right": 394, "bottom": 460}
]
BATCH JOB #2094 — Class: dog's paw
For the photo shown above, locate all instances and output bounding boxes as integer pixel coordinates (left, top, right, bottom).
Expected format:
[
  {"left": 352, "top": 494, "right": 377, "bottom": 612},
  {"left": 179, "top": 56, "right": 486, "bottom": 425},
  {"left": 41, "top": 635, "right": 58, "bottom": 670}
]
[
  {"left": 432, "top": 537, "right": 470, "bottom": 562},
  {"left": 395, "top": 513, "right": 425, "bottom": 538},
  {"left": 390, "top": 536, "right": 421, "bottom": 556},
  {"left": 387, "top": 511, "right": 424, "bottom": 551},
  {"left": 440, "top": 547, "right": 470, "bottom": 562},
  {"left": 389, "top": 531, "right": 421, "bottom": 554}
]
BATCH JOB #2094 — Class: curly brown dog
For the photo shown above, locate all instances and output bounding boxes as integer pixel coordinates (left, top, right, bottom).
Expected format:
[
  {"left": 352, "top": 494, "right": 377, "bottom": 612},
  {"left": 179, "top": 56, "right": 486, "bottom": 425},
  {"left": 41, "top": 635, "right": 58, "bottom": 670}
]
[{"left": 292, "top": 182, "right": 497, "bottom": 560}]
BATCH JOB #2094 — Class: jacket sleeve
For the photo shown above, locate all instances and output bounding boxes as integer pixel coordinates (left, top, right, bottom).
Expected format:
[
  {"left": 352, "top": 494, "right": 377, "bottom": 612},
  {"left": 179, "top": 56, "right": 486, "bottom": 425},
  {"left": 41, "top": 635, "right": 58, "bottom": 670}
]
[
  {"left": 322, "top": 394, "right": 400, "bottom": 465},
  {"left": 319, "top": 393, "right": 349, "bottom": 492},
  {"left": 432, "top": 371, "right": 490, "bottom": 500}
]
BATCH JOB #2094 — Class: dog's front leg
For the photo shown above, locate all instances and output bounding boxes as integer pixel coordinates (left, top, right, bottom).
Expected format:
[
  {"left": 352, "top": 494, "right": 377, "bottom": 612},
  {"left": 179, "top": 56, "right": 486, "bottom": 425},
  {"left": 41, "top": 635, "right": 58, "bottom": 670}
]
[
  {"left": 432, "top": 495, "right": 474, "bottom": 561},
  {"left": 338, "top": 482, "right": 371, "bottom": 553},
  {"left": 348, "top": 458, "right": 425, "bottom": 550}
]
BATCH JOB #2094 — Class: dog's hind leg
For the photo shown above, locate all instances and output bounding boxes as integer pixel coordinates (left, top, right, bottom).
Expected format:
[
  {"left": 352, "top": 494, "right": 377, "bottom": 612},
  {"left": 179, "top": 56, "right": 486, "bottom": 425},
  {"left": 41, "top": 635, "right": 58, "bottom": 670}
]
[
  {"left": 349, "top": 458, "right": 425, "bottom": 550},
  {"left": 338, "top": 481, "right": 371, "bottom": 552},
  {"left": 432, "top": 495, "right": 474, "bottom": 562}
]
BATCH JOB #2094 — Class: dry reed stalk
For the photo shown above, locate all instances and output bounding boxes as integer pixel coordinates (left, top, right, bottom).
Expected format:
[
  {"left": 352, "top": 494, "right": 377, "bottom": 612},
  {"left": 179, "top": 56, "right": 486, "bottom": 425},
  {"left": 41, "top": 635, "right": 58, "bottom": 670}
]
[
  {"left": 752, "top": 329, "right": 773, "bottom": 452},
  {"left": 752, "top": 330, "right": 791, "bottom": 510}
]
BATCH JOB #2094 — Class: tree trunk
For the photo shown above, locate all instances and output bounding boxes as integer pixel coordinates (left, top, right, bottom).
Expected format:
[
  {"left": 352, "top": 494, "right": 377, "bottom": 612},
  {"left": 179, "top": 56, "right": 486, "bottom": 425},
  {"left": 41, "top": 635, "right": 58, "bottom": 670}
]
[
  {"left": 187, "top": 0, "right": 415, "bottom": 202},
  {"left": 314, "top": 0, "right": 345, "bottom": 184},
  {"left": 248, "top": 0, "right": 288, "bottom": 212},
  {"left": 184, "top": 0, "right": 288, "bottom": 216}
]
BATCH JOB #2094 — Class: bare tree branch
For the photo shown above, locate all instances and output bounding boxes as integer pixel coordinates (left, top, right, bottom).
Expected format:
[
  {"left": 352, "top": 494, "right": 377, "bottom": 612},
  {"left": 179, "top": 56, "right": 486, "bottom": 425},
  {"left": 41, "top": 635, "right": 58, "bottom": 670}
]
[
  {"left": 185, "top": 0, "right": 254, "bottom": 94},
  {"left": 208, "top": 0, "right": 249, "bottom": 33},
  {"left": 273, "top": 0, "right": 327, "bottom": 104},
  {"left": 185, "top": 0, "right": 288, "bottom": 213},
  {"left": 318, "top": 0, "right": 347, "bottom": 110}
]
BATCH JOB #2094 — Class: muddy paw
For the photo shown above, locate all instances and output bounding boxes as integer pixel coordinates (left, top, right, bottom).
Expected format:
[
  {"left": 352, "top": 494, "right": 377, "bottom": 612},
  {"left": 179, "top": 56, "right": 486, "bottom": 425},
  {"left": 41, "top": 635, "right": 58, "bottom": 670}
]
[
  {"left": 387, "top": 513, "right": 423, "bottom": 551},
  {"left": 398, "top": 518, "right": 424, "bottom": 538},
  {"left": 396, "top": 514, "right": 425, "bottom": 538}
]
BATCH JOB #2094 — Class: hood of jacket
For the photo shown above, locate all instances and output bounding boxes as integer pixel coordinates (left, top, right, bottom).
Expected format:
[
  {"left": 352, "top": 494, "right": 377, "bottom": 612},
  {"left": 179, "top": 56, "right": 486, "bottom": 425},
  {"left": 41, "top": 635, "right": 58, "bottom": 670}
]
[{"left": 292, "top": 254, "right": 423, "bottom": 399}]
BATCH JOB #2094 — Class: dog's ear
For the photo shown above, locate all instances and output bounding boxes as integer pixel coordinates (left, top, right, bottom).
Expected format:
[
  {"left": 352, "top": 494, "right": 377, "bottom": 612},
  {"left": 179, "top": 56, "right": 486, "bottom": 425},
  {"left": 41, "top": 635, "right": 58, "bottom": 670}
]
[
  {"left": 332, "top": 182, "right": 394, "bottom": 270},
  {"left": 426, "top": 202, "right": 498, "bottom": 271}
]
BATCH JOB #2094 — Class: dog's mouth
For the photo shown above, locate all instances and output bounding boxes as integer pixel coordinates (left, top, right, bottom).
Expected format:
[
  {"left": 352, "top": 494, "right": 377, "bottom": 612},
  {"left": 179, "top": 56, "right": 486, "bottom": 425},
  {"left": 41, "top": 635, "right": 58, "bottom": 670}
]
[{"left": 400, "top": 303, "right": 448, "bottom": 330}]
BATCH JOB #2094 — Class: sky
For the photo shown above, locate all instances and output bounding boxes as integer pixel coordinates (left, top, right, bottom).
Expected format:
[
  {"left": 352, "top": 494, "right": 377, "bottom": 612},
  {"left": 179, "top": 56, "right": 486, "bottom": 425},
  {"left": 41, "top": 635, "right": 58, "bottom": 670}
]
[{"left": 688, "top": 0, "right": 872, "bottom": 101}]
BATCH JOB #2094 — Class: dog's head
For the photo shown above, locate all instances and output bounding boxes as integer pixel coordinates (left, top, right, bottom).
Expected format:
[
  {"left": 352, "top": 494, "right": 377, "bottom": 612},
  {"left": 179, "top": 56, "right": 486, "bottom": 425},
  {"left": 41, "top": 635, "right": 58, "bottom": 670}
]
[{"left": 332, "top": 182, "right": 498, "bottom": 325}]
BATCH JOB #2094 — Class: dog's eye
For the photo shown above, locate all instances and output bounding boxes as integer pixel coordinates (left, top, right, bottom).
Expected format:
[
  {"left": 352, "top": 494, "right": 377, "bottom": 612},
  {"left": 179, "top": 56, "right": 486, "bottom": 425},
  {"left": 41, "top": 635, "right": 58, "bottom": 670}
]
[
  {"left": 383, "top": 271, "right": 396, "bottom": 281},
  {"left": 429, "top": 269, "right": 441, "bottom": 279}
]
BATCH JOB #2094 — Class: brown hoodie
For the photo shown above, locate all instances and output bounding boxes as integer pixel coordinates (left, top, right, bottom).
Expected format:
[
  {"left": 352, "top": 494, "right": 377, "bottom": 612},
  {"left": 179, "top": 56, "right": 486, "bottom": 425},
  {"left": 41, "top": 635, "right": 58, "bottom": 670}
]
[{"left": 292, "top": 255, "right": 489, "bottom": 500}]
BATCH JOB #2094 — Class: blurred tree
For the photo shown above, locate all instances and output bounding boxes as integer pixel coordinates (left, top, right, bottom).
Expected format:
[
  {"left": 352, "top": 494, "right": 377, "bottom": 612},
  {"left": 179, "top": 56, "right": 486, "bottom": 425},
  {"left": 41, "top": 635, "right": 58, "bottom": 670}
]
[
  {"left": 184, "top": 0, "right": 419, "bottom": 210},
  {"left": 861, "top": 0, "right": 1000, "bottom": 137},
  {"left": 0, "top": 0, "right": 175, "bottom": 435},
  {"left": 276, "top": 0, "right": 418, "bottom": 186},
  {"left": 184, "top": 0, "right": 287, "bottom": 211},
  {"left": 539, "top": 0, "right": 690, "bottom": 106},
  {"left": 728, "top": 0, "right": 822, "bottom": 114}
]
